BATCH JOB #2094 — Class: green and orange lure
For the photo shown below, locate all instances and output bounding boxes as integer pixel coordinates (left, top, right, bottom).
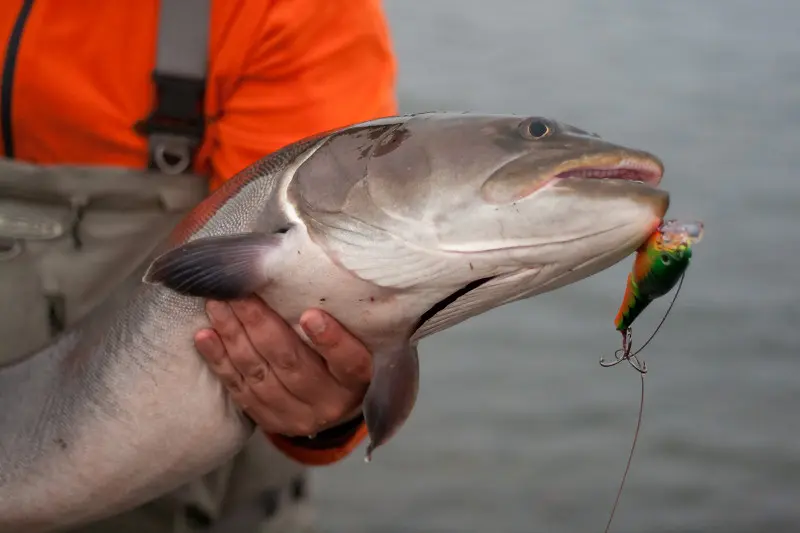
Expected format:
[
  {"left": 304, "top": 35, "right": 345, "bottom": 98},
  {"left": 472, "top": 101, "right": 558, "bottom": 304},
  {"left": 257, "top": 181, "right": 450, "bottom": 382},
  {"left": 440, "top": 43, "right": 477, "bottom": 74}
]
[
  {"left": 600, "top": 219, "right": 704, "bottom": 533},
  {"left": 601, "top": 219, "right": 704, "bottom": 373}
]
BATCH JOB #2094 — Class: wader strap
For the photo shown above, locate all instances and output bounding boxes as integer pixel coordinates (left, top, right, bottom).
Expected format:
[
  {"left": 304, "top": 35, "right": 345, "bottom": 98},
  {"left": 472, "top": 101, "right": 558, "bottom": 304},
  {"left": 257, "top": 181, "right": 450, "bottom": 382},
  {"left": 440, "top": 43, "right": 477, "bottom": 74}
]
[{"left": 136, "top": 0, "right": 211, "bottom": 176}]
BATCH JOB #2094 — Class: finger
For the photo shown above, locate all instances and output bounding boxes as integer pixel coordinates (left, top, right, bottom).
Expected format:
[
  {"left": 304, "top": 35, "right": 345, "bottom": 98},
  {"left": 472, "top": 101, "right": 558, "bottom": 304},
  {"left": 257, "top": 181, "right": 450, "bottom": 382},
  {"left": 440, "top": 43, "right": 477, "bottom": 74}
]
[
  {"left": 227, "top": 297, "right": 326, "bottom": 384},
  {"left": 206, "top": 299, "right": 314, "bottom": 423},
  {"left": 195, "top": 329, "right": 258, "bottom": 409},
  {"left": 228, "top": 298, "right": 355, "bottom": 423},
  {"left": 194, "top": 328, "right": 245, "bottom": 394},
  {"left": 195, "top": 323, "right": 318, "bottom": 436},
  {"left": 227, "top": 296, "right": 307, "bottom": 372},
  {"left": 206, "top": 299, "right": 272, "bottom": 388},
  {"left": 300, "top": 309, "right": 373, "bottom": 389}
]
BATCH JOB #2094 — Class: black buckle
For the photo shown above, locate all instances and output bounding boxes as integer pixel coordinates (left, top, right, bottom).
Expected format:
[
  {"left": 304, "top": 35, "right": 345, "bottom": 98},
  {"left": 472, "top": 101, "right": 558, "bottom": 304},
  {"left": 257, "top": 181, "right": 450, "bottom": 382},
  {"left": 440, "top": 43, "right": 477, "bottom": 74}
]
[{"left": 135, "top": 72, "right": 206, "bottom": 175}]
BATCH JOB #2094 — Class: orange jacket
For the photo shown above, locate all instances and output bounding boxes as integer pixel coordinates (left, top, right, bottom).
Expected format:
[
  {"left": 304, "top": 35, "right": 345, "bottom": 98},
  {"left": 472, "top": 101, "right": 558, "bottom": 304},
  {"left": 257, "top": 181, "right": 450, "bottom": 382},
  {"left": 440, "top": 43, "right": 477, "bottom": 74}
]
[{"left": 0, "top": 0, "right": 397, "bottom": 465}]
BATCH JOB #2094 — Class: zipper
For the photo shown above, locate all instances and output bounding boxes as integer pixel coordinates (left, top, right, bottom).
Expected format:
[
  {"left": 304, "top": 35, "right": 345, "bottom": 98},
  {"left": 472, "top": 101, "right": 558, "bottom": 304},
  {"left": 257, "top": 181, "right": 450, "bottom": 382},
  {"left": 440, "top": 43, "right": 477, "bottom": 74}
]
[{"left": 1, "top": 0, "right": 35, "bottom": 158}]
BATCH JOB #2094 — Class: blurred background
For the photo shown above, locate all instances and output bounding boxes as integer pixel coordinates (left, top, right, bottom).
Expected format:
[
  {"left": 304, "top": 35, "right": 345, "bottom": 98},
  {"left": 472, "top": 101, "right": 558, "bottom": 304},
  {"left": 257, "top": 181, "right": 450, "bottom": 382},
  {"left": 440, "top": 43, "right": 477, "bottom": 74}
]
[{"left": 311, "top": 1, "right": 800, "bottom": 532}]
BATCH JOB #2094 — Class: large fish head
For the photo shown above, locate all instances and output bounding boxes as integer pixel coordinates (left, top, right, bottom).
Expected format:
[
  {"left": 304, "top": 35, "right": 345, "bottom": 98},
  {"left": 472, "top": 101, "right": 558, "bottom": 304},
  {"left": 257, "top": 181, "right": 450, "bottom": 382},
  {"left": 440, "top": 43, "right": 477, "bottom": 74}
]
[{"left": 292, "top": 113, "right": 668, "bottom": 337}]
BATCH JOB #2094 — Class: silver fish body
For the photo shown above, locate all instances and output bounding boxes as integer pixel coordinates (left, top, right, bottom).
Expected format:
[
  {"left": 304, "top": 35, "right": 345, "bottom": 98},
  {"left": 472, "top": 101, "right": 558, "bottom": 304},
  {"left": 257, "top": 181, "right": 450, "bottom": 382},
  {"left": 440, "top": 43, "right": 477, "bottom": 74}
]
[{"left": 0, "top": 113, "right": 669, "bottom": 531}]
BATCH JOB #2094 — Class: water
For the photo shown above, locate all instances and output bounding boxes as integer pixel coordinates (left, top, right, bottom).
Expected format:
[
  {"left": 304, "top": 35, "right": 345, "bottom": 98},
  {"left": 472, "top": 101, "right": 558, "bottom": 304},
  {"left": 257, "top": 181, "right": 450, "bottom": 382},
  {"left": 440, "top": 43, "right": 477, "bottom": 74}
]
[{"left": 312, "top": 2, "right": 800, "bottom": 532}]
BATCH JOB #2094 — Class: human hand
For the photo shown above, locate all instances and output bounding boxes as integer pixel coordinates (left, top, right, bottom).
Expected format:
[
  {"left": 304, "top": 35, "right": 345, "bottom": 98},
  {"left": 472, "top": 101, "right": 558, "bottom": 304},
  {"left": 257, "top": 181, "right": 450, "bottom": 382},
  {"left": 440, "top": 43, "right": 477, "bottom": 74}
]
[{"left": 193, "top": 296, "right": 373, "bottom": 437}]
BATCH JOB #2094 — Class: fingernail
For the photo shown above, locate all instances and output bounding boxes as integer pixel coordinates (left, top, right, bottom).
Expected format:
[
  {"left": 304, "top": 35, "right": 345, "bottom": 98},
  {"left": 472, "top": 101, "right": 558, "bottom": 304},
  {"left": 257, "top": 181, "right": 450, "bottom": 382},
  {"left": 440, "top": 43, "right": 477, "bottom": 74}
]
[{"left": 303, "top": 312, "right": 326, "bottom": 338}]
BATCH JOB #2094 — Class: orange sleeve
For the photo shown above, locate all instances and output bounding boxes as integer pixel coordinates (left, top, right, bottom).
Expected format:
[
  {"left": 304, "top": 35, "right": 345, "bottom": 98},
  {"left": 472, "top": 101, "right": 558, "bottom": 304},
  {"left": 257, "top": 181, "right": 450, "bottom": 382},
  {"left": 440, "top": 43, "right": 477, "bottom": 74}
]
[{"left": 203, "top": 0, "right": 398, "bottom": 191}]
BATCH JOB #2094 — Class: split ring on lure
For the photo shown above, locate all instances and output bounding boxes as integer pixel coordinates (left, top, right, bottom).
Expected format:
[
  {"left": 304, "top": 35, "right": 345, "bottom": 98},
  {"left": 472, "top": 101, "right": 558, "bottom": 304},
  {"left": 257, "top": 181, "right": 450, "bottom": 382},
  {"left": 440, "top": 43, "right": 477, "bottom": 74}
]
[{"left": 600, "top": 219, "right": 704, "bottom": 373}]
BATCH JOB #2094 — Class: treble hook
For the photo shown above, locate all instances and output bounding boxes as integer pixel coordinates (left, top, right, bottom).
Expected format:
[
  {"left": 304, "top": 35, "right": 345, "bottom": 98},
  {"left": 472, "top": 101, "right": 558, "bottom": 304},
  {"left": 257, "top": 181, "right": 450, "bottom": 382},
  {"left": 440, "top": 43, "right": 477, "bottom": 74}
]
[{"left": 599, "top": 328, "right": 648, "bottom": 374}]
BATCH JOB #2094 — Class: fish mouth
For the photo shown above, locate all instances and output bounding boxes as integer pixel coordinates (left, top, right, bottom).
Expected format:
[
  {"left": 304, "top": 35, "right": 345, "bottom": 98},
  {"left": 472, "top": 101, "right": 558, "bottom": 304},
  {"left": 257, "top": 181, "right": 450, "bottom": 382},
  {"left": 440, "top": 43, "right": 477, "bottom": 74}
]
[
  {"left": 551, "top": 153, "right": 664, "bottom": 187},
  {"left": 481, "top": 150, "right": 666, "bottom": 209},
  {"left": 546, "top": 153, "right": 670, "bottom": 219}
]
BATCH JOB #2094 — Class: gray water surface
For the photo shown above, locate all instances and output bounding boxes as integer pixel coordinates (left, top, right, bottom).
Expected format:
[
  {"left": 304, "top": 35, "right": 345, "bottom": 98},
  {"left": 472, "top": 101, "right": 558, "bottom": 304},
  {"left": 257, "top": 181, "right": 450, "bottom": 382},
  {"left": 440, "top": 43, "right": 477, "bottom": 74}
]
[{"left": 313, "top": 2, "right": 800, "bottom": 532}]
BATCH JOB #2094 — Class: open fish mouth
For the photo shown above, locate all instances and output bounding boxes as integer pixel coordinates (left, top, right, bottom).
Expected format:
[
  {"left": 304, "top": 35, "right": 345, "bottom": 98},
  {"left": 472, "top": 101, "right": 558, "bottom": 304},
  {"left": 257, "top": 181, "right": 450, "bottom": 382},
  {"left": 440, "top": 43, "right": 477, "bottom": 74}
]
[
  {"left": 543, "top": 153, "right": 670, "bottom": 219},
  {"left": 552, "top": 157, "right": 664, "bottom": 187},
  {"left": 498, "top": 153, "right": 667, "bottom": 203}
]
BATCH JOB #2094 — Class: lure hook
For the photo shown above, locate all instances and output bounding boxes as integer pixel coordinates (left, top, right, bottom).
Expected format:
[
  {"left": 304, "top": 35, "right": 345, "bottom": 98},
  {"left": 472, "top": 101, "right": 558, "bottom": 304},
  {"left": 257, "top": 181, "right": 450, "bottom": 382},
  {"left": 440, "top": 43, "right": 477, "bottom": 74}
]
[{"left": 599, "top": 328, "right": 648, "bottom": 373}]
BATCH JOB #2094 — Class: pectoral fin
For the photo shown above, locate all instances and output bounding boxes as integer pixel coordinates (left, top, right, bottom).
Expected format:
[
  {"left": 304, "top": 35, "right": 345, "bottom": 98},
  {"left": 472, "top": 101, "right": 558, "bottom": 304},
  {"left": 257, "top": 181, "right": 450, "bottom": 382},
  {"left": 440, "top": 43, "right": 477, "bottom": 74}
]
[
  {"left": 363, "top": 343, "right": 420, "bottom": 461},
  {"left": 143, "top": 232, "right": 287, "bottom": 299}
]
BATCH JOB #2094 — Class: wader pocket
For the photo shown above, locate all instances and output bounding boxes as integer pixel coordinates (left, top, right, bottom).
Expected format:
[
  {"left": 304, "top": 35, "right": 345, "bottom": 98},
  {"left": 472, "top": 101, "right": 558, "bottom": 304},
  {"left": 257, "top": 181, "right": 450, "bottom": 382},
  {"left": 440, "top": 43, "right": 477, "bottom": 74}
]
[
  {"left": 0, "top": 237, "right": 53, "bottom": 364},
  {"left": 0, "top": 202, "right": 72, "bottom": 363},
  {"left": 0, "top": 162, "right": 208, "bottom": 364}
]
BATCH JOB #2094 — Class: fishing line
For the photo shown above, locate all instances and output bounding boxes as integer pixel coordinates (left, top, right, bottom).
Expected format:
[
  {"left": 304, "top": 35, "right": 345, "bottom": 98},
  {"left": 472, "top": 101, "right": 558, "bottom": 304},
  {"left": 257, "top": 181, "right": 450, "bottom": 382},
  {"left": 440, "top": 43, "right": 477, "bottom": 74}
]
[
  {"left": 602, "top": 372, "right": 644, "bottom": 533},
  {"left": 626, "top": 272, "right": 686, "bottom": 360},
  {"left": 600, "top": 271, "right": 686, "bottom": 533}
]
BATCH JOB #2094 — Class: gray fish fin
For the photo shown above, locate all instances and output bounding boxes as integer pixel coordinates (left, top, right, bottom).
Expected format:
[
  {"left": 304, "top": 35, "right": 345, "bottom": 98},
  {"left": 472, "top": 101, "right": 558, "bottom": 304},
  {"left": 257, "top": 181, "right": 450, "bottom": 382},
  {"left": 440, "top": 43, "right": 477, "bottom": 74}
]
[
  {"left": 143, "top": 232, "right": 285, "bottom": 300},
  {"left": 363, "top": 343, "right": 420, "bottom": 462}
]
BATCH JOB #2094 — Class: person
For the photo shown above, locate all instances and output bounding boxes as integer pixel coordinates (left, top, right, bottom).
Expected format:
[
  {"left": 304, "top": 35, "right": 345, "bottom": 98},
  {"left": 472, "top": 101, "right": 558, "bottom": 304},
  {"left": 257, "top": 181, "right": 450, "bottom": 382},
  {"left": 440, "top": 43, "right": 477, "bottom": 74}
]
[{"left": 0, "top": 0, "right": 397, "bottom": 531}]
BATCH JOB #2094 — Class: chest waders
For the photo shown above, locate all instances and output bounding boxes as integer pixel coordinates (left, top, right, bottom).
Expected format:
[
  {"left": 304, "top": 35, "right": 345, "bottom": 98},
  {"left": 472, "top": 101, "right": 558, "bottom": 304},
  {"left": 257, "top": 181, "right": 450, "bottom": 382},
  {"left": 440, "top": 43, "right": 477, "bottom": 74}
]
[{"left": 0, "top": 0, "right": 310, "bottom": 531}]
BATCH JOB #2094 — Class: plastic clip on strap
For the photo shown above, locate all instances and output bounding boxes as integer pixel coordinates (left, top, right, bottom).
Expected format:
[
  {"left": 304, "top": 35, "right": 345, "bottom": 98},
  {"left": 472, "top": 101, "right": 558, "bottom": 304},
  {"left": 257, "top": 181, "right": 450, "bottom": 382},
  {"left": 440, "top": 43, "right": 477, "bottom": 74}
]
[{"left": 136, "top": 0, "right": 211, "bottom": 176}]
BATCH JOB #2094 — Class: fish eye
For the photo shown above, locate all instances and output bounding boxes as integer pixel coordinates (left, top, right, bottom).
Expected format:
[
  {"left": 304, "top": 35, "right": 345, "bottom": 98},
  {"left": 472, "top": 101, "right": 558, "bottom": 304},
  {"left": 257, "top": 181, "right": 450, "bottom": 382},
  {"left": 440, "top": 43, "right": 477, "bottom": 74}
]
[
  {"left": 520, "top": 118, "right": 552, "bottom": 140},
  {"left": 528, "top": 119, "right": 550, "bottom": 139},
  {"left": 661, "top": 253, "right": 671, "bottom": 265}
]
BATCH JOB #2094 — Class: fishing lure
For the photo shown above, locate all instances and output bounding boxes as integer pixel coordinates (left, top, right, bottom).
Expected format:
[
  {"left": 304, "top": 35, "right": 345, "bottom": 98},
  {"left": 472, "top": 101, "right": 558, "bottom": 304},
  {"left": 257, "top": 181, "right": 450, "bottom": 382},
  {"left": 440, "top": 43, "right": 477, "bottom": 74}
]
[
  {"left": 601, "top": 219, "right": 704, "bottom": 373},
  {"left": 600, "top": 218, "right": 704, "bottom": 533}
]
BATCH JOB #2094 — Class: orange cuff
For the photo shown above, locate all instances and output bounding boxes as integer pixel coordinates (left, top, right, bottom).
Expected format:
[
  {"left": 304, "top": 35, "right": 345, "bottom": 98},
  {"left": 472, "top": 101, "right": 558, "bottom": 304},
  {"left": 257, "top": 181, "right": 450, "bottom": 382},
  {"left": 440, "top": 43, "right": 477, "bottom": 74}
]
[{"left": 266, "top": 421, "right": 369, "bottom": 466}]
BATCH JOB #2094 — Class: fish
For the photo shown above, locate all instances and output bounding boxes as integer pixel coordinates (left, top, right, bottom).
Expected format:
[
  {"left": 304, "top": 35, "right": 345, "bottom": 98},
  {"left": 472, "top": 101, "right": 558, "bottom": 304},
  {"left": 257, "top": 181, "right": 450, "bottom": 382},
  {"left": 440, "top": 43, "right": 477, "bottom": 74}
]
[
  {"left": 614, "top": 219, "right": 704, "bottom": 332},
  {"left": 0, "top": 113, "right": 670, "bottom": 532}
]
